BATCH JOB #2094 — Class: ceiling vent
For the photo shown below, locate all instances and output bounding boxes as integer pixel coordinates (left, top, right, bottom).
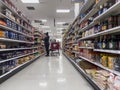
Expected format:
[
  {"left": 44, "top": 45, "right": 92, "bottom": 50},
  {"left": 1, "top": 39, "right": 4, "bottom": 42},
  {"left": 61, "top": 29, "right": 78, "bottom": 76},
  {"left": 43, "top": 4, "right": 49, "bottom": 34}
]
[
  {"left": 27, "top": 6, "right": 35, "bottom": 10},
  {"left": 40, "top": 23, "right": 44, "bottom": 25},
  {"left": 34, "top": 20, "right": 42, "bottom": 23}
]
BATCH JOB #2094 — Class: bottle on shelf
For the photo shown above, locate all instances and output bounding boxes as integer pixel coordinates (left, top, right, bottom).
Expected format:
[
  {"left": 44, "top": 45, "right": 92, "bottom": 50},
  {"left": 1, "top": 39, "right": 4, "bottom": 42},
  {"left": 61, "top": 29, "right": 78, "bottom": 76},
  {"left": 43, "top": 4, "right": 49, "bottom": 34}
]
[
  {"left": 103, "top": 2, "right": 109, "bottom": 12},
  {"left": 102, "top": 35, "right": 108, "bottom": 49},
  {"left": 98, "top": 5, "right": 103, "bottom": 15},
  {"left": 116, "top": 35, "right": 120, "bottom": 50},
  {"left": 101, "top": 53, "right": 108, "bottom": 67},
  {"left": 94, "top": 38, "right": 98, "bottom": 49},
  {"left": 108, "top": 35, "right": 117, "bottom": 50},
  {"left": 101, "top": 20, "right": 108, "bottom": 31},
  {"left": 98, "top": 36, "right": 102, "bottom": 49},
  {"left": 96, "top": 21, "right": 101, "bottom": 33}
]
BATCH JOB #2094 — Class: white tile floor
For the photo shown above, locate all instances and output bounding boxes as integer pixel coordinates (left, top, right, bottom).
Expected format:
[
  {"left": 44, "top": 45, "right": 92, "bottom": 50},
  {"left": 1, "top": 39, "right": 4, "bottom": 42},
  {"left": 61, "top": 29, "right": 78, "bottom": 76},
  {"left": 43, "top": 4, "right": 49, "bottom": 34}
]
[{"left": 0, "top": 54, "right": 93, "bottom": 90}]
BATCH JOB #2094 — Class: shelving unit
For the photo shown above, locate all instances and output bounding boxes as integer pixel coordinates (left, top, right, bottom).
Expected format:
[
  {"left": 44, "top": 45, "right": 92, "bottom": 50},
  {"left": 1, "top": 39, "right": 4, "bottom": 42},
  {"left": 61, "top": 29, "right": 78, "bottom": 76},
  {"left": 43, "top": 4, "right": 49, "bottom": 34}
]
[
  {"left": 79, "top": 55, "right": 120, "bottom": 77},
  {"left": 0, "top": 0, "right": 45, "bottom": 83},
  {"left": 0, "top": 38, "right": 34, "bottom": 43},
  {"left": 79, "top": 47, "right": 93, "bottom": 49},
  {"left": 0, "top": 12, "right": 32, "bottom": 32},
  {"left": 63, "top": 52, "right": 101, "bottom": 90},
  {"left": 0, "top": 54, "right": 44, "bottom": 84},
  {"left": 0, "top": 47, "right": 35, "bottom": 52},
  {"left": 79, "top": 26, "right": 120, "bottom": 41},
  {"left": 0, "top": 0, "right": 31, "bottom": 26},
  {"left": 0, "top": 24, "right": 33, "bottom": 38},
  {"left": 0, "top": 51, "right": 38, "bottom": 64},
  {"left": 34, "top": 29, "right": 45, "bottom": 55},
  {"left": 94, "top": 49, "right": 120, "bottom": 54},
  {"left": 63, "top": 0, "right": 120, "bottom": 90}
]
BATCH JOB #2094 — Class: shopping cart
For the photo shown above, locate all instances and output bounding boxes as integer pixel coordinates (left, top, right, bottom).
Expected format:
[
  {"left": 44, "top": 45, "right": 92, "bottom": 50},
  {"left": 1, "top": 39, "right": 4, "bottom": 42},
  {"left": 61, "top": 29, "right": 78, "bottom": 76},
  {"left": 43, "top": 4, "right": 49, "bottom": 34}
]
[{"left": 50, "top": 42, "right": 60, "bottom": 56}]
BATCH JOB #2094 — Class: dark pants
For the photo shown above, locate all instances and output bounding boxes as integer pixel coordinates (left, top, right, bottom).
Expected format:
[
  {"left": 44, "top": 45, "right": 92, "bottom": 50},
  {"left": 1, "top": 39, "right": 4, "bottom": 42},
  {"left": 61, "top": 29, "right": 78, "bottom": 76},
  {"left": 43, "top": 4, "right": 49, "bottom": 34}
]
[{"left": 45, "top": 44, "right": 49, "bottom": 55}]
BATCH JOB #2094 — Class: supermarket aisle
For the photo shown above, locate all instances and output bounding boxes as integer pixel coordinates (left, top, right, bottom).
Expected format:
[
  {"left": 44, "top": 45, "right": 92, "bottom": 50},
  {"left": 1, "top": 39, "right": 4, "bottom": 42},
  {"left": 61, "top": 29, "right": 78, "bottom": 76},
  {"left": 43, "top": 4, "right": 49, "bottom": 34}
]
[{"left": 0, "top": 54, "right": 93, "bottom": 90}]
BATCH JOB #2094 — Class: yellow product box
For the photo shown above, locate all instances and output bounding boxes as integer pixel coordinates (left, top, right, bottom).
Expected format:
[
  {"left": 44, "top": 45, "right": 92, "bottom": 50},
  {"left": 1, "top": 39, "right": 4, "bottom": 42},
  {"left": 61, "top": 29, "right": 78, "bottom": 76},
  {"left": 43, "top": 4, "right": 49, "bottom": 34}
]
[
  {"left": 0, "top": 30, "right": 5, "bottom": 37},
  {"left": 75, "top": 46, "right": 79, "bottom": 51},
  {"left": 23, "top": 57, "right": 26, "bottom": 62},
  {"left": 18, "top": 58, "right": 23, "bottom": 64},
  {"left": 101, "top": 55, "right": 108, "bottom": 67},
  {"left": 108, "top": 56, "right": 116, "bottom": 70},
  {"left": 25, "top": 56, "right": 30, "bottom": 61}
]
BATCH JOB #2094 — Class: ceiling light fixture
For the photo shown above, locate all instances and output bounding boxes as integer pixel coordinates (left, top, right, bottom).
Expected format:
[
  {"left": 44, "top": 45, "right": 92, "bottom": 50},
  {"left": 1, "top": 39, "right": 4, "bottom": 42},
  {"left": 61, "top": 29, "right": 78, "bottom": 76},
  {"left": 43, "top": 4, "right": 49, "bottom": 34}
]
[
  {"left": 41, "top": 19, "right": 47, "bottom": 22},
  {"left": 21, "top": 0, "right": 39, "bottom": 3},
  {"left": 42, "top": 26, "right": 50, "bottom": 28},
  {"left": 56, "top": 9, "right": 70, "bottom": 13},
  {"left": 57, "top": 22, "right": 65, "bottom": 24}
]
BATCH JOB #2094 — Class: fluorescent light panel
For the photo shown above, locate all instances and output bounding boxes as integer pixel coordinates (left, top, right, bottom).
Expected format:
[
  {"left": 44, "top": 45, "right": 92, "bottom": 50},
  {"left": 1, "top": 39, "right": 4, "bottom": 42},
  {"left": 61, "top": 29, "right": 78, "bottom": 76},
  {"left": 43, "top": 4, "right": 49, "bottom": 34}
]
[
  {"left": 21, "top": 0, "right": 39, "bottom": 3},
  {"left": 56, "top": 9, "right": 70, "bottom": 13},
  {"left": 57, "top": 22, "right": 65, "bottom": 24},
  {"left": 41, "top": 19, "right": 47, "bottom": 22},
  {"left": 42, "top": 26, "right": 50, "bottom": 28}
]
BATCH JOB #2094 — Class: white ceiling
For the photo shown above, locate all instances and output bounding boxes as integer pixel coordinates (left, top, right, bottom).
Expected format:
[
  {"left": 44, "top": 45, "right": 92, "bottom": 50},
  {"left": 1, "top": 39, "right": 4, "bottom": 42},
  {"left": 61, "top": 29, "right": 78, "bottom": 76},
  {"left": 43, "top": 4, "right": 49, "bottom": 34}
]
[{"left": 11, "top": 0, "right": 77, "bottom": 38}]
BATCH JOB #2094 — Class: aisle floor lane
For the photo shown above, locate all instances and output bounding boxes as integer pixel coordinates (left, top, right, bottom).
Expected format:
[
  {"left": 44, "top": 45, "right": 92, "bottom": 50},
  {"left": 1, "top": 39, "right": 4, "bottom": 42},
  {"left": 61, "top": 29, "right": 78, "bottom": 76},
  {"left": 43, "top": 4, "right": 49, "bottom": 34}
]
[{"left": 0, "top": 54, "right": 93, "bottom": 90}]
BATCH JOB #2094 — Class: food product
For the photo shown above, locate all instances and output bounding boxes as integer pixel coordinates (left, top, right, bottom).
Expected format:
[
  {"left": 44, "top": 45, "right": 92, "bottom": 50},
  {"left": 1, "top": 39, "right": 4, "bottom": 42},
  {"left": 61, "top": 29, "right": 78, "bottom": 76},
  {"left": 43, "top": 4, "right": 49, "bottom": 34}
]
[
  {"left": 108, "top": 56, "right": 116, "bottom": 70},
  {"left": 0, "top": 30, "right": 5, "bottom": 37},
  {"left": 0, "top": 18, "right": 7, "bottom": 26},
  {"left": 107, "top": 73, "right": 115, "bottom": 90},
  {"left": 101, "top": 54, "right": 108, "bottom": 67},
  {"left": 113, "top": 76, "right": 120, "bottom": 90},
  {"left": 0, "top": 43, "right": 6, "bottom": 49}
]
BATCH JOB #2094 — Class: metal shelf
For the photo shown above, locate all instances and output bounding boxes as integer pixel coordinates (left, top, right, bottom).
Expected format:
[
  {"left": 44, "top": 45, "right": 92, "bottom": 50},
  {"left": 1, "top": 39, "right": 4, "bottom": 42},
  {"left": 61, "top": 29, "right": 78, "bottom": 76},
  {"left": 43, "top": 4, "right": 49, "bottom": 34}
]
[
  {"left": 0, "top": 13, "right": 33, "bottom": 33},
  {"left": 0, "top": 24, "right": 33, "bottom": 38},
  {"left": 0, "top": 55, "right": 40, "bottom": 78},
  {"left": 79, "top": 0, "right": 95, "bottom": 16},
  {"left": 72, "top": 44, "right": 78, "bottom": 46},
  {"left": 79, "top": 0, "right": 108, "bottom": 25},
  {"left": 33, "top": 46, "right": 43, "bottom": 49},
  {"left": 34, "top": 36, "right": 41, "bottom": 39},
  {"left": 64, "top": 0, "right": 95, "bottom": 37},
  {"left": 78, "top": 21, "right": 95, "bottom": 33},
  {"left": 94, "top": 49, "right": 120, "bottom": 54},
  {"left": 79, "top": 47, "right": 93, "bottom": 49},
  {"left": 66, "top": 42, "right": 73, "bottom": 44},
  {"left": 0, "top": 51, "right": 39, "bottom": 64},
  {"left": 0, "top": 47, "right": 35, "bottom": 52},
  {"left": 72, "top": 51, "right": 79, "bottom": 54},
  {"left": 0, "top": 1, "right": 32, "bottom": 27},
  {"left": 0, "top": 38, "right": 34, "bottom": 44},
  {"left": 94, "top": 1, "right": 120, "bottom": 21},
  {"left": 63, "top": 52, "right": 101, "bottom": 90},
  {"left": 78, "top": 2, "right": 120, "bottom": 34},
  {"left": 67, "top": 0, "right": 95, "bottom": 34},
  {"left": 64, "top": 48, "right": 72, "bottom": 53},
  {"left": 71, "top": 0, "right": 108, "bottom": 34},
  {"left": 79, "top": 56, "right": 120, "bottom": 76},
  {"left": 34, "top": 33, "right": 41, "bottom": 36},
  {"left": 0, "top": 53, "right": 46, "bottom": 84},
  {"left": 79, "top": 26, "right": 120, "bottom": 41}
]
